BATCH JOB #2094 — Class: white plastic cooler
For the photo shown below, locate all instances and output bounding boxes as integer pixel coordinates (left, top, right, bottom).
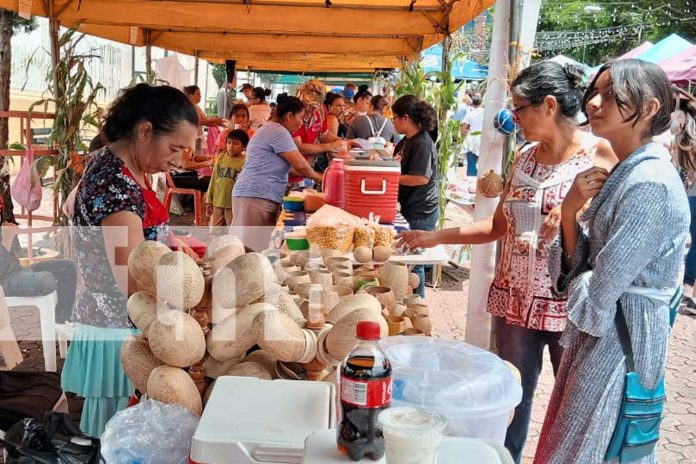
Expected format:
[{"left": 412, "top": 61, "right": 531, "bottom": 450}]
[
  {"left": 301, "top": 430, "right": 514, "bottom": 463},
  {"left": 190, "top": 377, "right": 336, "bottom": 464}
]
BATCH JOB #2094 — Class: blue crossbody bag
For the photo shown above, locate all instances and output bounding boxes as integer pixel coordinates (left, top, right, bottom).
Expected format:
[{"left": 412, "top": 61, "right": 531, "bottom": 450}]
[{"left": 605, "top": 288, "right": 680, "bottom": 462}]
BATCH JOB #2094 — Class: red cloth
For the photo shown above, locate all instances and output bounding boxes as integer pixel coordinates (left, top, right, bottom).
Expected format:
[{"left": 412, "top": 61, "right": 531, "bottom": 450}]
[
  {"left": 206, "top": 126, "right": 221, "bottom": 156},
  {"left": 290, "top": 108, "right": 328, "bottom": 182},
  {"left": 170, "top": 235, "right": 207, "bottom": 258},
  {"left": 120, "top": 166, "right": 169, "bottom": 229}
]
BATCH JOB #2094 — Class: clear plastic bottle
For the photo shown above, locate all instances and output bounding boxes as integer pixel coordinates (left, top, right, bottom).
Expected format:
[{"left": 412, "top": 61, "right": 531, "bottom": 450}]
[{"left": 337, "top": 321, "right": 392, "bottom": 461}]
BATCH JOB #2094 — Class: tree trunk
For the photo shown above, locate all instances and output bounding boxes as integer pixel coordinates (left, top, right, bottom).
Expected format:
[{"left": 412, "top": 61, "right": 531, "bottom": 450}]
[{"left": 0, "top": 10, "right": 16, "bottom": 224}]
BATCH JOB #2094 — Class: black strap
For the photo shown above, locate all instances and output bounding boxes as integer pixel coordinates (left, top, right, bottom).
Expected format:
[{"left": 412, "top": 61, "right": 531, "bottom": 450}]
[{"left": 615, "top": 300, "right": 636, "bottom": 373}]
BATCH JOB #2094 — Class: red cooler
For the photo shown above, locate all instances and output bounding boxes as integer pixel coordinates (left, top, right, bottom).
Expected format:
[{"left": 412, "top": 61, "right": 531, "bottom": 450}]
[{"left": 344, "top": 160, "right": 401, "bottom": 223}]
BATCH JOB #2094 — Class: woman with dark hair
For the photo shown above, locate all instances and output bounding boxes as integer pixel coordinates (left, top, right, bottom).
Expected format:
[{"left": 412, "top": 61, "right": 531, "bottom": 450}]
[
  {"left": 61, "top": 84, "right": 199, "bottom": 437},
  {"left": 344, "top": 87, "right": 373, "bottom": 126},
  {"left": 232, "top": 95, "right": 323, "bottom": 251},
  {"left": 346, "top": 95, "right": 399, "bottom": 143},
  {"left": 535, "top": 60, "right": 694, "bottom": 464},
  {"left": 183, "top": 84, "right": 226, "bottom": 151},
  {"left": 397, "top": 62, "right": 616, "bottom": 462},
  {"left": 391, "top": 95, "right": 440, "bottom": 298},
  {"left": 248, "top": 87, "right": 273, "bottom": 129},
  {"left": 325, "top": 92, "right": 348, "bottom": 139}
]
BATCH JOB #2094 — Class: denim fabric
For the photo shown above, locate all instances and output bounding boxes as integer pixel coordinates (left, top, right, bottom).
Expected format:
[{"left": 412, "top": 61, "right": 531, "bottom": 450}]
[
  {"left": 494, "top": 316, "right": 563, "bottom": 464},
  {"left": 683, "top": 196, "right": 696, "bottom": 285},
  {"left": 466, "top": 152, "right": 479, "bottom": 177},
  {"left": 403, "top": 210, "right": 439, "bottom": 297},
  {"left": 2, "top": 259, "right": 77, "bottom": 323}
]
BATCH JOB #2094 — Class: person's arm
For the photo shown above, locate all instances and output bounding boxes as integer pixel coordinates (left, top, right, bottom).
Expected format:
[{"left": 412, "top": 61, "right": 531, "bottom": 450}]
[
  {"left": 460, "top": 121, "right": 470, "bottom": 137},
  {"left": 594, "top": 138, "right": 619, "bottom": 171},
  {"left": 397, "top": 198, "right": 508, "bottom": 249},
  {"left": 200, "top": 115, "right": 226, "bottom": 127},
  {"left": 181, "top": 151, "right": 213, "bottom": 170},
  {"left": 280, "top": 150, "right": 323, "bottom": 183},
  {"left": 293, "top": 135, "right": 344, "bottom": 156},
  {"left": 327, "top": 115, "right": 339, "bottom": 138},
  {"left": 399, "top": 175, "right": 429, "bottom": 186},
  {"left": 101, "top": 211, "right": 146, "bottom": 296},
  {"left": 205, "top": 161, "right": 218, "bottom": 207}
]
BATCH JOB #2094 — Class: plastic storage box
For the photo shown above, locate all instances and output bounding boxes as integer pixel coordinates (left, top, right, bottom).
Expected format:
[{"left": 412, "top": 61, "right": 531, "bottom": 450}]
[
  {"left": 190, "top": 377, "right": 336, "bottom": 464},
  {"left": 378, "top": 337, "right": 522, "bottom": 445},
  {"left": 301, "top": 430, "right": 514, "bottom": 463},
  {"left": 344, "top": 160, "right": 401, "bottom": 223}
]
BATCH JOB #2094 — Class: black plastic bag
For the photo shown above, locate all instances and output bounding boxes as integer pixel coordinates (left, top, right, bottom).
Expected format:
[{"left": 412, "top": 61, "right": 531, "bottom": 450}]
[{"left": 0, "top": 412, "right": 102, "bottom": 464}]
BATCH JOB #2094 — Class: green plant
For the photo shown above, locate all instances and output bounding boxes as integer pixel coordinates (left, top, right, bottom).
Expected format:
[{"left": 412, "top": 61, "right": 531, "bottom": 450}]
[
  {"left": 394, "top": 60, "right": 430, "bottom": 100},
  {"left": 28, "top": 27, "right": 105, "bottom": 225}
]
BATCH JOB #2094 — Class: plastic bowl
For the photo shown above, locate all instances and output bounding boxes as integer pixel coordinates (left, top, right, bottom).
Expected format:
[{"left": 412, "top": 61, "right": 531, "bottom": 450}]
[{"left": 285, "top": 233, "right": 310, "bottom": 251}]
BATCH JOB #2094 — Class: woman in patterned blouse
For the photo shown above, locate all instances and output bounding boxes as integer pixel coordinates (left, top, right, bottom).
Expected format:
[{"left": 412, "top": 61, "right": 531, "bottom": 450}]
[
  {"left": 61, "top": 84, "right": 199, "bottom": 437},
  {"left": 397, "top": 61, "right": 616, "bottom": 462}
]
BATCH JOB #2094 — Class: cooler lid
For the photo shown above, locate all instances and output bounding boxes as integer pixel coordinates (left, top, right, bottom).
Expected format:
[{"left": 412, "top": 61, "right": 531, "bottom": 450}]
[
  {"left": 346, "top": 160, "right": 401, "bottom": 169},
  {"left": 191, "top": 377, "right": 335, "bottom": 463}
]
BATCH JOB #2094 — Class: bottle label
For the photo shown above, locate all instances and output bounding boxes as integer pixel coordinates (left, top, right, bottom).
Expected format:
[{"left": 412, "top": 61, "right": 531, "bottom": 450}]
[{"left": 340, "top": 375, "right": 392, "bottom": 408}]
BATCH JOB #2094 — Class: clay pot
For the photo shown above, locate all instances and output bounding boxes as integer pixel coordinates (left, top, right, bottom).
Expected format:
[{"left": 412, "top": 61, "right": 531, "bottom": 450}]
[
  {"left": 252, "top": 309, "right": 317, "bottom": 363},
  {"left": 407, "top": 304, "right": 429, "bottom": 316},
  {"left": 309, "top": 269, "right": 334, "bottom": 288},
  {"left": 403, "top": 294, "right": 423, "bottom": 307},
  {"left": 402, "top": 328, "right": 426, "bottom": 336},
  {"left": 295, "top": 282, "right": 323, "bottom": 300},
  {"left": 379, "top": 261, "right": 409, "bottom": 302},
  {"left": 147, "top": 365, "right": 202, "bottom": 416},
  {"left": 366, "top": 286, "right": 396, "bottom": 312},
  {"left": 323, "top": 285, "right": 353, "bottom": 301},
  {"left": 332, "top": 271, "right": 354, "bottom": 288},
  {"left": 286, "top": 271, "right": 311, "bottom": 292},
  {"left": 148, "top": 310, "right": 206, "bottom": 368},
  {"left": 207, "top": 303, "right": 272, "bottom": 361},
  {"left": 385, "top": 315, "right": 407, "bottom": 336},
  {"left": 274, "top": 262, "right": 300, "bottom": 284},
  {"left": 121, "top": 334, "right": 162, "bottom": 394},
  {"left": 410, "top": 313, "right": 432, "bottom": 336},
  {"left": 326, "top": 293, "right": 382, "bottom": 325},
  {"left": 289, "top": 251, "right": 310, "bottom": 268},
  {"left": 391, "top": 303, "right": 407, "bottom": 317},
  {"left": 325, "top": 256, "right": 352, "bottom": 267},
  {"left": 328, "top": 263, "right": 353, "bottom": 273},
  {"left": 320, "top": 249, "right": 343, "bottom": 266},
  {"left": 408, "top": 273, "right": 421, "bottom": 291}
]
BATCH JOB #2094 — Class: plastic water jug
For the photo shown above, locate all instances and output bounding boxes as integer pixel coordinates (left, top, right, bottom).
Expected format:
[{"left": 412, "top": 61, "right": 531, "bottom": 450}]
[{"left": 323, "top": 158, "right": 345, "bottom": 209}]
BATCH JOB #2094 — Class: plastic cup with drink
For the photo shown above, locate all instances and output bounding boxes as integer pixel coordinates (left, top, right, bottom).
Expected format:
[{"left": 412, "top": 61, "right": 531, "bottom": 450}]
[{"left": 378, "top": 407, "right": 448, "bottom": 464}]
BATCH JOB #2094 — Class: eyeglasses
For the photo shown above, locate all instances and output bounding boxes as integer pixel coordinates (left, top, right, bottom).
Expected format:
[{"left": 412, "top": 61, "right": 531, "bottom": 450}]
[{"left": 510, "top": 104, "right": 533, "bottom": 117}]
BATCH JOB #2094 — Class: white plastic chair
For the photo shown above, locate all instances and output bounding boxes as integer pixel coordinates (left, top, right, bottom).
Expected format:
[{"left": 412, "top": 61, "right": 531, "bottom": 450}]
[{"left": 5, "top": 291, "right": 58, "bottom": 372}]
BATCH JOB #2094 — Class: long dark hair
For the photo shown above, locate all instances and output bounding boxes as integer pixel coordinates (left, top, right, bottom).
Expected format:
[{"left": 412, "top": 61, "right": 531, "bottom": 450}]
[
  {"left": 103, "top": 84, "right": 198, "bottom": 143},
  {"left": 275, "top": 94, "right": 305, "bottom": 120},
  {"left": 251, "top": 87, "right": 272, "bottom": 103},
  {"left": 674, "top": 88, "right": 696, "bottom": 171}
]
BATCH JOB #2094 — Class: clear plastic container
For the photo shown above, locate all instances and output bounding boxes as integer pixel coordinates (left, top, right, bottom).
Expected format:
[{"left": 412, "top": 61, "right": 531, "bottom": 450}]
[
  {"left": 378, "top": 407, "right": 448, "bottom": 464},
  {"left": 379, "top": 337, "right": 522, "bottom": 445}
]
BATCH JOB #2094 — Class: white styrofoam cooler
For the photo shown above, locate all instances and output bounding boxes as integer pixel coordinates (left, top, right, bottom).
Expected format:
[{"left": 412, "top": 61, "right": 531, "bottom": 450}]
[
  {"left": 301, "top": 430, "right": 514, "bottom": 463},
  {"left": 190, "top": 377, "right": 336, "bottom": 464}
]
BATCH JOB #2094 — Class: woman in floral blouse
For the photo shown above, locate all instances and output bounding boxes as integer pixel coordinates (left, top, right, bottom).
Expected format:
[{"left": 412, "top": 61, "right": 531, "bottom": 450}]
[{"left": 61, "top": 84, "right": 199, "bottom": 437}]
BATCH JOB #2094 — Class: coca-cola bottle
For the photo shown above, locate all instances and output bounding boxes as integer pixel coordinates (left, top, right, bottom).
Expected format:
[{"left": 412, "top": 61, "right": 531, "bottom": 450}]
[{"left": 337, "top": 321, "right": 392, "bottom": 461}]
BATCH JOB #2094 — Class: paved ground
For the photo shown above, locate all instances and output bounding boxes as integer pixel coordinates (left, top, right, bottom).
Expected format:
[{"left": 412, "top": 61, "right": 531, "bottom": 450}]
[{"left": 5, "top": 198, "right": 696, "bottom": 463}]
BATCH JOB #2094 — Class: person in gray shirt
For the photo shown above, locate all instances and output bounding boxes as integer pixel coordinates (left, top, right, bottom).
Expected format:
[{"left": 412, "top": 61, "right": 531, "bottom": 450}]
[{"left": 347, "top": 95, "right": 399, "bottom": 143}]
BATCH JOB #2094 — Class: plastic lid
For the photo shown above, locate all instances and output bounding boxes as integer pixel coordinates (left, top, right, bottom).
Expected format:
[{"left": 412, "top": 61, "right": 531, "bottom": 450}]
[
  {"left": 378, "top": 407, "right": 448, "bottom": 438},
  {"left": 379, "top": 337, "right": 523, "bottom": 418},
  {"left": 356, "top": 321, "right": 381, "bottom": 340}
]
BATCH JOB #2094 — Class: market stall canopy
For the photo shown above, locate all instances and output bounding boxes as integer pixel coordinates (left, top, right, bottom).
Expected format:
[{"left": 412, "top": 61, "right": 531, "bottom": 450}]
[
  {"left": 634, "top": 33, "right": 692, "bottom": 64},
  {"left": 659, "top": 46, "right": 696, "bottom": 83},
  {"left": 617, "top": 41, "right": 653, "bottom": 60},
  {"left": 2, "top": 0, "right": 494, "bottom": 73}
]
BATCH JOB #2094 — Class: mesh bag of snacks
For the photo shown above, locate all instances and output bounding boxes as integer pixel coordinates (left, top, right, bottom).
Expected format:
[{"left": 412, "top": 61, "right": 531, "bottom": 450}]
[
  {"left": 306, "top": 205, "right": 361, "bottom": 253},
  {"left": 371, "top": 224, "right": 394, "bottom": 247},
  {"left": 353, "top": 226, "right": 376, "bottom": 248}
]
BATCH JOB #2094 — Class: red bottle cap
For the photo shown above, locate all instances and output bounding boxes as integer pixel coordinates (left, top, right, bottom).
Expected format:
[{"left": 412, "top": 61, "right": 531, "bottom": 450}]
[{"left": 356, "top": 321, "right": 381, "bottom": 340}]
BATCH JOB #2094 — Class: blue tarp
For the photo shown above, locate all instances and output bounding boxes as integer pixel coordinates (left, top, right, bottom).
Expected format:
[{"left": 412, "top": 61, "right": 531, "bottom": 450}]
[{"left": 421, "top": 44, "right": 488, "bottom": 81}]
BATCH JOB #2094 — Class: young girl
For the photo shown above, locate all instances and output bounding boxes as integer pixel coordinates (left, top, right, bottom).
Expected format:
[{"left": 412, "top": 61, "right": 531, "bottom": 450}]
[
  {"left": 206, "top": 130, "right": 248, "bottom": 228},
  {"left": 535, "top": 59, "right": 695, "bottom": 463}
]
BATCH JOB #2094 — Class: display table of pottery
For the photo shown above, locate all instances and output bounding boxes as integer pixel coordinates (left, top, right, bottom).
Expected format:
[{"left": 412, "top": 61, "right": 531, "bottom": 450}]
[{"left": 120, "top": 235, "right": 434, "bottom": 418}]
